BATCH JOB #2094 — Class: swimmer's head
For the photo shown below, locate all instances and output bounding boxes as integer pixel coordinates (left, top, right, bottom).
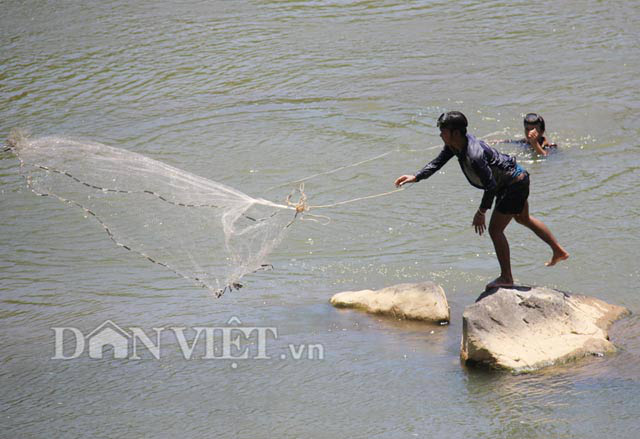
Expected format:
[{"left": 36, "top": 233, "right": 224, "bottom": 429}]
[
  {"left": 523, "top": 113, "right": 545, "bottom": 134},
  {"left": 437, "top": 111, "right": 468, "bottom": 136}
]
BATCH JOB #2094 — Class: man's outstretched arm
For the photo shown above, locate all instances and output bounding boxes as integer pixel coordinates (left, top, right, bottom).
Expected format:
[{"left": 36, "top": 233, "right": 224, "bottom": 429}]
[{"left": 395, "top": 146, "right": 454, "bottom": 187}]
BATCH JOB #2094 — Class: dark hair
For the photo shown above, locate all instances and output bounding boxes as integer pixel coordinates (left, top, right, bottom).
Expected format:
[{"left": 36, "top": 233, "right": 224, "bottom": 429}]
[
  {"left": 437, "top": 111, "right": 468, "bottom": 135},
  {"left": 524, "top": 113, "right": 545, "bottom": 132}
]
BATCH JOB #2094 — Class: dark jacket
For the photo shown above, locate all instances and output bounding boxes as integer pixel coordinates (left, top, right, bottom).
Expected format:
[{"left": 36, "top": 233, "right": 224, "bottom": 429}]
[{"left": 415, "top": 134, "right": 522, "bottom": 210}]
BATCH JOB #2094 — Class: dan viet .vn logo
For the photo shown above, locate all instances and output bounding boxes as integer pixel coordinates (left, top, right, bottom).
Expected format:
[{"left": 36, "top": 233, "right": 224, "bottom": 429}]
[{"left": 52, "top": 317, "right": 324, "bottom": 364}]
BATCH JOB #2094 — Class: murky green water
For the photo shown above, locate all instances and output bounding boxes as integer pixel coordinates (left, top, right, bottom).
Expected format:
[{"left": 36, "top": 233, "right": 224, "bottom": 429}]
[{"left": 2, "top": 1, "right": 640, "bottom": 437}]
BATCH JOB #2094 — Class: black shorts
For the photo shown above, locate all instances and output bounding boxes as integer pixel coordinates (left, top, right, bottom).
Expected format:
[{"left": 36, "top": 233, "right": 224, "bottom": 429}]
[{"left": 495, "top": 172, "right": 530, "bottom": 215}]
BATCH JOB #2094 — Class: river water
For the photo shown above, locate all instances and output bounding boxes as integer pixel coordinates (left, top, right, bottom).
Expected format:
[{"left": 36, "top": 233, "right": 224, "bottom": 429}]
[{"left": 2, "top": 1, "right": 640, "bottom": 437}]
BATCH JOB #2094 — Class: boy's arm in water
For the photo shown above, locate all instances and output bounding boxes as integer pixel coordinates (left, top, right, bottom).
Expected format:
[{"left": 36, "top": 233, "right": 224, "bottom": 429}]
[{"left": 487, "top": 139, "right": 521, "bottom": 145}]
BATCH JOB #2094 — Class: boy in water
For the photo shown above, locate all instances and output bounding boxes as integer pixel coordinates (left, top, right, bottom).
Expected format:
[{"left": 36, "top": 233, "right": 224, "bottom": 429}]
[
  {"left": 521, "top": 113, "right": 555, "bottom": 156},
  {"left": 394, "top": 111, "right": 569, "bottom": 289},
  {"left": 493, "top": 113, "right": 556, "bottom": 155}
]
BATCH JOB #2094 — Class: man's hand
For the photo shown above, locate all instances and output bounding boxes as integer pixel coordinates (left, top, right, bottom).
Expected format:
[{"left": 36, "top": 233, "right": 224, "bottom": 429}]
[
  {"left": 473, "top": 209, "right": 486, "bottom": 235},
  {"left": 395, "top": 175, "right": 417, "bottom": 187}
]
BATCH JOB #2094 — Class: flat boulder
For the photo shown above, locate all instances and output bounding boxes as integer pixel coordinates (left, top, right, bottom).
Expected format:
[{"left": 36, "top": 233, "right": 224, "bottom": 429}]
[
  {"left": 330, "top": 282, "right": 450, "bottom": 323},
  {"left": 461, "top": 286, "right": 631, "bottom": 372}
]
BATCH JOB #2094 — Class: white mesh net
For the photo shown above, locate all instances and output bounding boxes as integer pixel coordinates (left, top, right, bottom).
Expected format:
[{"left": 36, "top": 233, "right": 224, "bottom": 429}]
[{"left": 7, "top": 131, "right": 297, "bottom": 296}]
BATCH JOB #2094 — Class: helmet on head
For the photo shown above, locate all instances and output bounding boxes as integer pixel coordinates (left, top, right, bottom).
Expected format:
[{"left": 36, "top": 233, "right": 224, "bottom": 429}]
[
  {"left": 523, "top": 113, "right": 545, "bottom": 132},
  {"left": 437, "top": 111, "right": 468, "bottom": 135}
]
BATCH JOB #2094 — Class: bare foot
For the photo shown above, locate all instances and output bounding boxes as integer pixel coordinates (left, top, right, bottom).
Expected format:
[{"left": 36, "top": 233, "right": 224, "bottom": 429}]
[
  {"left": 485, "top": 277, "right": 514, "bottom": 290},
  {"left": 546, "top": 250, "right": 570, "bottom": 267}
]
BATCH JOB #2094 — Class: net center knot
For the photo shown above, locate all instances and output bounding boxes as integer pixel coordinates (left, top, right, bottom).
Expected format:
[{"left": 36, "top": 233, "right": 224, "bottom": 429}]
[{"left": 286, "top": 183, "right": 308, "bottom": 213}]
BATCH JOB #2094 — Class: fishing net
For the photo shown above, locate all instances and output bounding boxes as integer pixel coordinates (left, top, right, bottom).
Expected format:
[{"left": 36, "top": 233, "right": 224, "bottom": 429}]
[
  {"left": 7, "top": 131, "right": 299, "bottom": 296},
  {"left": 5, "top": 128, "right": 412, "bottom": 296}
]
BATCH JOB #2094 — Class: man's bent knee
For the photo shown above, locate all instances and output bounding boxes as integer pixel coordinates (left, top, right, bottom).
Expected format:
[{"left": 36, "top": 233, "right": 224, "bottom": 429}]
[{"left": 489, "top": 224, "right": 504, "bottom": 239}]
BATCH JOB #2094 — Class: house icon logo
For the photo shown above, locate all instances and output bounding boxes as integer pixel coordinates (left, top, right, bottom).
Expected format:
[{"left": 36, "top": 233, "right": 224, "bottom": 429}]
[{"left": 86, "top": 320, "right": 131, "bottom": 359}]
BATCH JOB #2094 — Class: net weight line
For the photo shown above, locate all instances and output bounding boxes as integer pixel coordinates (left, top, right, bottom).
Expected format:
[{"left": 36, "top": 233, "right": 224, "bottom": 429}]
[
  {"left": 27, "top": 162, "right": 288, "bottom": 221},
  {"left": 22, "top": 165, "right": 228, "bottom": 296},
  {"left": 6, "top": 140, "right": 291, "bottom": 297}
]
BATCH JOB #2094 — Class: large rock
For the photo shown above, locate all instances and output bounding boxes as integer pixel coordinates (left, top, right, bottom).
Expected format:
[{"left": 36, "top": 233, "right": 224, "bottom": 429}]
[
  {"left": 330, "top": 282, "right": 450, "bottom": 323},
  {"left": 461, "top": 287, "right": 631, "bottom": 372}
]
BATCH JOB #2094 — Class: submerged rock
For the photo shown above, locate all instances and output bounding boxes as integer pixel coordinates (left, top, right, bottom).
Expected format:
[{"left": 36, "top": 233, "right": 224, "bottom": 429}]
[
  {"left": 461, "top": 286, "right": 631, "bottom": 372},
  {"left": 330, "top": 282, "right": 450, "bottom": 323}
]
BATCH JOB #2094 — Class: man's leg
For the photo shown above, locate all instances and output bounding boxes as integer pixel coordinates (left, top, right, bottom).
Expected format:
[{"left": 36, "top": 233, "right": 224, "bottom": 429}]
[
  {"left": 486, "top": 210, "right": 515, "bottom": 288},
  {"left": 514, "top": 201, "right": 569, "bottom": 266}
]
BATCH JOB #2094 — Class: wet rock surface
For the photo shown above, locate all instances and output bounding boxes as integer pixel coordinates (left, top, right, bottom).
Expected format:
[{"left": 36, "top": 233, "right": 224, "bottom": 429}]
[
  {"left": 330, "top": 282, "right": 450, "bottom": 323},
  {"left": 461, "top": 286, "right": 631, "bottom": 372}
]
